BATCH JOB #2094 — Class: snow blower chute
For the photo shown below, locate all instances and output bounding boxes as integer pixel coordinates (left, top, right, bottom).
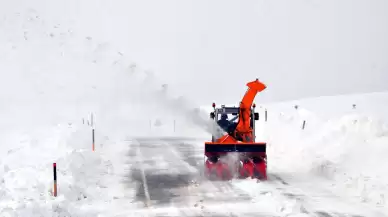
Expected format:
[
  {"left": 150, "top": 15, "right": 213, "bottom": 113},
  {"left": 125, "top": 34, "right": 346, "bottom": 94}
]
[{"left": 205, "top": 79, "right": 267, "bottom": 180}]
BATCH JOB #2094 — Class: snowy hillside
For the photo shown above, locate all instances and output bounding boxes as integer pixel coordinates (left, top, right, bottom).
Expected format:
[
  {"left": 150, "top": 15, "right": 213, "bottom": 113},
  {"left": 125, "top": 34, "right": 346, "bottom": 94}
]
[{"left": 0, "top": 6, "right": 209, "bottom": 216}]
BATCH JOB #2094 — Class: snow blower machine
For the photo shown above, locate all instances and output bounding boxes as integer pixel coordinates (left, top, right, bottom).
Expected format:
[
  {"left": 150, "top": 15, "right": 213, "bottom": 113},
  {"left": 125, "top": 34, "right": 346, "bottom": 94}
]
[{"left": 204, "top": 79, "right": 267, "bottom": 181}]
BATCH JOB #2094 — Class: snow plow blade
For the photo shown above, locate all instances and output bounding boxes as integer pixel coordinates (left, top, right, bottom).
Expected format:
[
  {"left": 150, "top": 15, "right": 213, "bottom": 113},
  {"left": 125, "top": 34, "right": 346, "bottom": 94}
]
[{"left": 204, "top": 142, "right": 267, "bottom": 181}]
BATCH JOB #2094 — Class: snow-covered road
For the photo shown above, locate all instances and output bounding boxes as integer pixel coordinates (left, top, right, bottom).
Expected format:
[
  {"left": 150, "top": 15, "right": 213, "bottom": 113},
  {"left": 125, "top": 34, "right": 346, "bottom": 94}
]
[
  {"left": 119, "top": 137, "right": 387, "bottom": 217},
  {"left": 125, "top": 137, "right": 256, "bottom": 216}
]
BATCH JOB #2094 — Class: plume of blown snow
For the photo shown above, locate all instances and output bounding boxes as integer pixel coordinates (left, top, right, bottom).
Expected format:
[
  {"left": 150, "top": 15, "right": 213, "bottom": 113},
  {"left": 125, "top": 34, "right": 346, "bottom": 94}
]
[
  {"left": 0, "top": 7, "right": 225, "bottom": 139},
  {"left": 125, "top": 66, "right": 226, "bottom": 137}
]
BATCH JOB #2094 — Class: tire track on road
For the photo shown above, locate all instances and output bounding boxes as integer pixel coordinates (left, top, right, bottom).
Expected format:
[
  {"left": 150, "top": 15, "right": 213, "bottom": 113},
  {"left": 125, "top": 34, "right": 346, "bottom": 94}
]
[
  {"left": 127, "top": 138, "right": 197, "bottom": 208},
  {"left": 157, "top": 138, "right": 254, "bottom": 204},
  {"left": 126, "top": 137, "right": 259, "bottom": 216}
]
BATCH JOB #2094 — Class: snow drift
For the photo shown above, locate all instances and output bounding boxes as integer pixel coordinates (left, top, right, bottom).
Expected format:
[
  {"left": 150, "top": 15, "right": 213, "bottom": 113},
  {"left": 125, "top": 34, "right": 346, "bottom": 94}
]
[{"left": 263, "top": 93, "right": 388, "bottom": 212}]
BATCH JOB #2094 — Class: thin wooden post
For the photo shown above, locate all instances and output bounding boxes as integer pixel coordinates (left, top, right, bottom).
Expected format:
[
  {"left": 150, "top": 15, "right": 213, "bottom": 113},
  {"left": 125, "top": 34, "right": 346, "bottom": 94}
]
[
  {"left": 91, "top": 113, "right": 95, "bottom": 151},
  {"left": 92, "top": 128, "right": 95, "bottom": 151}
]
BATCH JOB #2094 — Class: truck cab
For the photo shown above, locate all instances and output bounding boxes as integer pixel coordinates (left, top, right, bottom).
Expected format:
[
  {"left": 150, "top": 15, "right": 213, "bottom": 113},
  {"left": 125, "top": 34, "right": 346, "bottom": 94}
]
[{"left": 209, "top": 103, "right": 259, "bottom": 142}]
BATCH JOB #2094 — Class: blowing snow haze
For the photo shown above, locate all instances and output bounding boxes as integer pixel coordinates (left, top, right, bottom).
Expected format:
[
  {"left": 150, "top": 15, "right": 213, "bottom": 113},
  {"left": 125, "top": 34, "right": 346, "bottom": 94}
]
[{"left": 1, "top": 0, "right": 388, "bottom": 106}]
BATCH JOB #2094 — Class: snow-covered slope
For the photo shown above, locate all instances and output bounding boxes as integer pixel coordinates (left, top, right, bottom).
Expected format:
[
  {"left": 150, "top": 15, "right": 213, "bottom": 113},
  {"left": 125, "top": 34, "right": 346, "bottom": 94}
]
[
  {"left": 259, "top": 92, "right": 388, "bottom": 214},
  {"left": 0, "top": 6, "right": 207, "bottom": 216}
]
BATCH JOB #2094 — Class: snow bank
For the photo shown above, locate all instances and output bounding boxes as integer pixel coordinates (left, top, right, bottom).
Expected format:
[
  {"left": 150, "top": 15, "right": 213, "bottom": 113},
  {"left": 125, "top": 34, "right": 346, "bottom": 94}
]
[
  {"left": 263, "top": 95, "right": 388, "bottom": 212},
  {"left": 0, "top": 122, "right": 134, "bottom": 216}
]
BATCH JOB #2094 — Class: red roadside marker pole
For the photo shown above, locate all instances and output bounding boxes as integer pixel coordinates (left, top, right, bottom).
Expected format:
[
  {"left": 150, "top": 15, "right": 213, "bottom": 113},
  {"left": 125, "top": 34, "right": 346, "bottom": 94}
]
[{"left": 53, "top": 163, "right": 57, "bottom": 197}]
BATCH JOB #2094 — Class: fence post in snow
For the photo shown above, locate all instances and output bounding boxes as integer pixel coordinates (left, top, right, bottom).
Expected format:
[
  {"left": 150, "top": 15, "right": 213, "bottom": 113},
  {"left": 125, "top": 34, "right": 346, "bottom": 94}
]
[
  {"left": 91, "top": 113, "right": 95, "bottom": 152},
  {"left": 53, "top": 163, "right": 57, "bottom": 197},
  {"left": 302, "top": 120, "right": 306, "bottom": 130},
  {"left": 265, "top": 109, "right": 268, "bottom": 122},
  {"left": 92, "top": 128, "right": 95, "bottom": 151}
]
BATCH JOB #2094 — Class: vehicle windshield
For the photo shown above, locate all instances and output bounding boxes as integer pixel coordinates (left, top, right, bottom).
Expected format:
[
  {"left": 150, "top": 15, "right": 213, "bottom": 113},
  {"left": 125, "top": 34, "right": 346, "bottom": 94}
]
[{"left": 213, "top": 113, "right": 238, "bottom": 140}]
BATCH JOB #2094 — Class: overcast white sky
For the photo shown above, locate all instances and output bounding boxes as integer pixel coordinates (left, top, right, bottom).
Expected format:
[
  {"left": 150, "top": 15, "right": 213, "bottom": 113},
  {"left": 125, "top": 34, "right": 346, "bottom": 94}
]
[{"left": 2, "top": 0, "right": 388, "bottom": 104}]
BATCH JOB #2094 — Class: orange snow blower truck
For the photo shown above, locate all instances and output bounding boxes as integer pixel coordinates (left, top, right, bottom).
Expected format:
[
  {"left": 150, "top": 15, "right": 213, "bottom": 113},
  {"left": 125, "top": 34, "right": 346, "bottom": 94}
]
[{"left": 205, "top": 79, "right": 267, "bottom": 180}]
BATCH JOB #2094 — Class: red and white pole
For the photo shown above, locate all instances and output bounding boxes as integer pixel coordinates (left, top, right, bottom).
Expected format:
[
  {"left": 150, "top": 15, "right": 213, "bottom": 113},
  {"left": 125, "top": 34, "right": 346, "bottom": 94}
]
[{"left": 53, "top": 163, "right": 57, "bottom": 197}]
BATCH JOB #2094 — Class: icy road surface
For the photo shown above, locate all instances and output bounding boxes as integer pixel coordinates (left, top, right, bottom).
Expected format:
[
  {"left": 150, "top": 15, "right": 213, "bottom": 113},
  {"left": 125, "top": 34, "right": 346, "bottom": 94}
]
[{"left": 121, "top": 137, "right": 386, "bottom": 217}]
